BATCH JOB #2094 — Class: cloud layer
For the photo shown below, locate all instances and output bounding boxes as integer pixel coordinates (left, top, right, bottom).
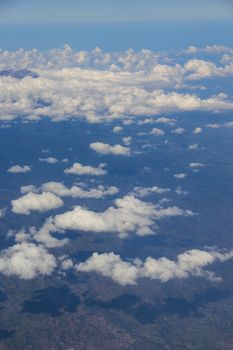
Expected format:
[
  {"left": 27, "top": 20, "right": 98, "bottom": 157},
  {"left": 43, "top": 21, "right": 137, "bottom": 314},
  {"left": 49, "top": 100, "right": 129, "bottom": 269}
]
[{"left": 1, "top": 46, "right": 233, "bottom": 123}]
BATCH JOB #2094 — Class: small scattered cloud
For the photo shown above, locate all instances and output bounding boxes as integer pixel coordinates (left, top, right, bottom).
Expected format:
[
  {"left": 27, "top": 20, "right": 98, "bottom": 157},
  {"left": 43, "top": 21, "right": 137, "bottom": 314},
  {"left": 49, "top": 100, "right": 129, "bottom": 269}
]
[
  {"left": 174, "top": 173, "right": 186, "bottom": 179},
  {"left": 150, "top": 128, "right": 165, "bottom": 136},
  {"left": 193, "top": 127, "right": 203, "bottom": 134},
  {"left": 39, "top": 157, "right": 59, "bottom": 164},
  {"left": 7, "top": 165, "right": 31, "bottom": 173},
  {"left": 90, "top": 142, "right": 130, "bottom": 156},
  {"left": 64, "top": 162, "right": 107, "bottom": 176}
]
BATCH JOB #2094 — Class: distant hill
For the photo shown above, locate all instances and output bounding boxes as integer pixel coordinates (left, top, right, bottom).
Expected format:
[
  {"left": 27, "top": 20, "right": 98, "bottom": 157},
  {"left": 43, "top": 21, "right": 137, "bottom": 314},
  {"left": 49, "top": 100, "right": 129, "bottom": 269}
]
[{"left": 0, "top": 69, "right": 39, "bottom": 79}]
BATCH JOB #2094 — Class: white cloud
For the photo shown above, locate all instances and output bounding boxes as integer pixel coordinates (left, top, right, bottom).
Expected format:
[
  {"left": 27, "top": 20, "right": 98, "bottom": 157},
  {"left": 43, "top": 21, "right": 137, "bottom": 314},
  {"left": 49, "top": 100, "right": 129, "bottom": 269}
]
[
  {"left": 224, "top": 121, "right": 233, "bottom": 128},
  {"left": 64, "top": 162, "right": 107, "bottom": 176},
  {"left": 131, "top": 186, "right": 170, "bottom": 198},
  {"left": 39, "top": 157, "right": 59, "bottom": 164},
  {"left": 206, "top": 123, "right": 221, "bottom": 129},
  {"left": 41, "top": 181, "right": 119, "bottom": 199},
  {"left": 7, "top": 165, "right": 31, "bottom": 173},
  {"left": 193, "top": 127, "right": 203, "bottom": 134},
  {"left": 172, "top": 127, "right": 185, "bottom": 134},
  {"left": 112, "top": 126, "right": 123, "bottom": 133},
  {"left": 155, "top": 117, "right": 175, "bottom": 124},
  {"left": 30, "top": 195, "right": 193, "bottom": 243},
  {"left": 11, "top": 192, "right": 63, "bottom": 215},
  {"left": 175, "top": 187, "right": 188, "bottom": 195},
  {"left": 1, "top": 47, "right": 233, "bottom": 124},
  {"left": 76, "top": 248, "right": 233, "bottom": 286},
  {"left": 174, "top": 173, "right": 186, "bottom": 179},
  {"left": 188, "top": 143, "right": 199, "bottom": 150},
  {"left": 90, "top": 142, "right": 130, "bottom": 156},
  {"left": 150, "top": 128, "right": 165, "bottom": 136},
  {"left": 20, "top": 185, "right": 38, "bottom": 194},
  {"left": 0, "top": 242, "right": 56, "bottom": 279},
  {"left": 122, "top": 136, "right": 132, "bottom": 145},
  {"left": 189, "top": 162, "right": 205, "bottom": 168}
]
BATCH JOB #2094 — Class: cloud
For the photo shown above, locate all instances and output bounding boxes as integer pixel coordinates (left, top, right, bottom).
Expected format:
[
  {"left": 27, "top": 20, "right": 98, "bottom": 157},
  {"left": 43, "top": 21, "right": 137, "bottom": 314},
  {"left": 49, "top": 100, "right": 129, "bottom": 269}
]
[
  {"left": 131, "top": 186, "right": 170, "bottom": 198},
  {"left": 175, "top": 187, "right": 188, "bottom": 195},
  {"left": 122, "top": 136, "right": 132, "bottom": 145},
  {"left": 35, "top": 195, "right": 192, "bottom": 241},
  {"left": 172, "top": 127, "right": 185, "bottom": 134},
  {"left": 20, "top": 185, "right": 38, "bottom": 194},
  {"left": 206, "top": 123, "right": 221, "bottom": 129},
  {"left": 188, "top": 143, "right": 199, "bottom": 150},
  {"left": 39, "top": 157, "right": 59, "bottom": 164},
  {"left": 174, "top": 173, "right": 186, "bottom": 179},
  {"left": 1, "top": 47, "right": 233, "bottom": 124},
  {"left": 193, "top": 127, "right": 203, "bottom": 134},
  {"left": 7, "top": 165, "right": 31, "bottom": 173},
  {"left": 189, "top": 162, "right": 205, "bottom": 168},
  {"left": 15, "top": 222, "right": 69, "bottom": 249},
  {"left": 11, "top": 192, "right": 63, "bottom": 215},
  {"left": 64, "top": 162, "right": 107, "bottom": 176},
  {"left": 76, "top": 248, "right": 233, "bottom": 286},
  {"left": 40, "top": 182, "right": 119, "bottom": 199},
  {"left": 150, "top": 128, "right": 165, "bottom": 136},
  {"left": 112, "top": 126, "right": 123, "bottom": 133},
  {"left": 89, "top": 142, "right": 130, "bottom": 156},
  {"left": 0, "top": 242, "right": 56, "bottom": 280}
]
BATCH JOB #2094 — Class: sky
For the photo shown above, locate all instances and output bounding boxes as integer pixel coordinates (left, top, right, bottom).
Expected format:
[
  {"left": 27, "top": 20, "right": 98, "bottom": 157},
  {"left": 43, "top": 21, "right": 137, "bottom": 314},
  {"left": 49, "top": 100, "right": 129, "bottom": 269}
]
[{"left": 0, "top": 0, "right": 233, "bottom": 23}]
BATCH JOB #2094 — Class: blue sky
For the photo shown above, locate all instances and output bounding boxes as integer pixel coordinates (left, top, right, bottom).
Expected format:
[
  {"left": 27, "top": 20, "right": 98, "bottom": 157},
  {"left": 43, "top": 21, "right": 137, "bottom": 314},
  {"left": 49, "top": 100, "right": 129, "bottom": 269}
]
[{"left": 0, "top": 0, "right": 233, "bottom": 23}]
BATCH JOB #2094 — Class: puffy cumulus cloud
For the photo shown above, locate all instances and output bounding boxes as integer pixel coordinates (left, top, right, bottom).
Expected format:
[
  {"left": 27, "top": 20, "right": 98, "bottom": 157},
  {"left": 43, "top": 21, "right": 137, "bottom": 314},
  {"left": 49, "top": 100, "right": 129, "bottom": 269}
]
[
  {"left": 184, "top": 59, "right": 233, "bottom": 80},
  {"left": 150, "top": 128, "right": 165, "bottom": 136},
  {"left": 13, "top": 195, "right": 193, "bottom": 248},
  {"left": 40, "top": 181, "right": 119, "bottom": 199},
  {"left": 76, "top": 252, "right": 139, "bottom": 286},
  {"left": 90, "top": 142, "right": 130, "bottom": 156},
  {"left": 131, "top": 186, "right": 170, "bottom": 198},
  {"left": 0, "top": 46, "right": 163, "bottom": 72},
  {"left": 64, "top": 162, "right": 107, "bottom": 176},
  {"left": 15, "top": 222, "right": 69, "bottom": 249},
  {"left": 1, "top": 47, "right": 233, "bottom": 124},
  {"left": 32, "top": 195, "right": 193, "bottom": 242},
  {"left": 76, "top": 248, "right": 233, "bottom": 286},
  {"left": 0, "top": 242, "right": 56, "bottom": 279},
  {"left": 193, "top": 127, "right": 203, "bottom": 134},
  {"left": 7, "top": 165, "right": 31, "bottom": 173},
  {"left": 39, "top": 157, "right": 59, "bottom": 164},
  {"left": 11, "top": 192, "right": 63, "bottom": 215}
]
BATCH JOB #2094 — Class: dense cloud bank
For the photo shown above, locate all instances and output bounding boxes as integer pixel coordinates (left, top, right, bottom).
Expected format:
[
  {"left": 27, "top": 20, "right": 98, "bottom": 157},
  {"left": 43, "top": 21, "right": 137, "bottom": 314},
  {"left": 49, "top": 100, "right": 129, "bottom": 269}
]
[{"left": 0, "top": 45, "right": 233, "bottom": 123}]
